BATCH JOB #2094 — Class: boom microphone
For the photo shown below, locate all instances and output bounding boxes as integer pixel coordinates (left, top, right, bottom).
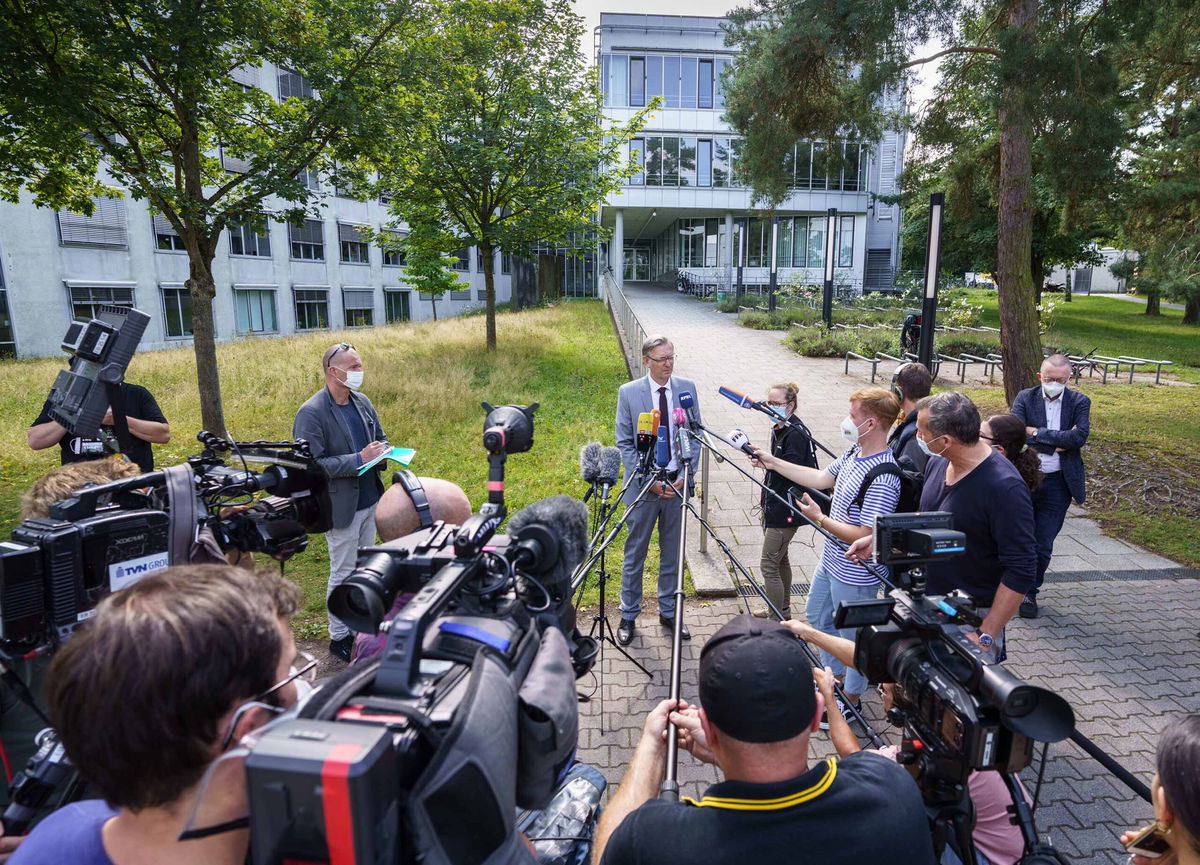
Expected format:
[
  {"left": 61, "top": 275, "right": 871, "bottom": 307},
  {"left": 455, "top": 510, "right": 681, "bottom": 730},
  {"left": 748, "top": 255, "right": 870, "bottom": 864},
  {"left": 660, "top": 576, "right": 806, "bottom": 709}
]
[
  {"left": 718, "top": 385, "right": 758, "bottom": 409},
  {"left": 579, "top": 442, "right": 601, "bottom": 502}
]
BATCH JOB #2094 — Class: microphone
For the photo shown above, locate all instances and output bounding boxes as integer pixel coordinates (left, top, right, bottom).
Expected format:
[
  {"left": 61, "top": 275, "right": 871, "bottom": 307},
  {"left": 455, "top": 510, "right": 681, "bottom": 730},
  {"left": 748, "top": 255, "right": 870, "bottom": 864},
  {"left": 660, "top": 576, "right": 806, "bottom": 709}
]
[
  {"left": 506, "top": 494, "right": 589, "bottom": 609},
  {"left": 579, "top": 442, "right": 601, "bottom": 502},
  {"left": 718, "top": 385, "right": 758, "bottom": 409},
  {"left": 679, "top": 390, "right": 700, "bottom": 428},
  {"left": 655, "top": 423, "right": 671, "bottom": 468},
  {"left": 636, "top": 412, "right": 654, "bottom": 454},
  {"left": 651, "top": 408, "right": 662, "bottom": 436},
  {"left": 671, "top": 408, "right": 693, "bottom": 461},
  {"left": 596, "top": 446, "right": 622, "bottom": 501},
  {"left": 671, "top": 407, "right": 686, "bottom": 427},
  {"left": 727, "top": 428, "right": 755, "bottom": 456}
]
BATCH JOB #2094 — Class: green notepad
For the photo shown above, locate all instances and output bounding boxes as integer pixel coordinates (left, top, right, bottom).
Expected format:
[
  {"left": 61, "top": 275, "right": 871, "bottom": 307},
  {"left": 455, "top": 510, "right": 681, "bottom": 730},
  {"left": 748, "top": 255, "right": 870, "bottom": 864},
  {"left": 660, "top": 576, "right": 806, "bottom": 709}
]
[{"left": 356, "top": 446, "right": 416, "bottom": 475}]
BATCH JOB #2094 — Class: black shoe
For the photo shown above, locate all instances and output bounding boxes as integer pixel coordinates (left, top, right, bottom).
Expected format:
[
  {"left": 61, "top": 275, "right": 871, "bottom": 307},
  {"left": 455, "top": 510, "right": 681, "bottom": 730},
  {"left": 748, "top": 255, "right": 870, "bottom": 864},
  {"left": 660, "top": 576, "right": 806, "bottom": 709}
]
[
  {"left": 617, "top": 618, "right": 636, "bottom": 646},
  {"left": 660, "top": 616, "right": 691, "bottom": 641},
  {"left": 329, "top": 634, "right": 354, "bottom": 662},
  {"left": 1019, "top": 596, "right": 1039, "bottom": 619}
]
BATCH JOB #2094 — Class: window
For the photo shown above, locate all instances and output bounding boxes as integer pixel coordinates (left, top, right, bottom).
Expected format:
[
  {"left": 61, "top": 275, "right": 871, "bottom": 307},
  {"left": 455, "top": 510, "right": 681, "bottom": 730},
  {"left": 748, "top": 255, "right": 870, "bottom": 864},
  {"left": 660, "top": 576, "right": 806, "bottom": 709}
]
[
  {"left": 713, "top": 138, "right": 731, "bottom": 187},
  {"left": 0, "top": 263, "right": 13, "bottom": 358},
  {"left": 661, "top": 137, "right": 680, "bottom": 186},
  {"left": 807, "top": 218, "right": 826, "bottom": 268},
  {"left": 839, "top": 215, "right": 855, "bottom": 268},
  {"left": 338, "top": 223, "right": 370, "bottom": 264},
  {"left": 293, "top": 288, "right": 329, "bottom": 330},
  {"left": 500, "top": 251, "right": 512, "bottom": 275},
  {"left": 343, "top": 289, "right": 374, "bottom": 327},
  {"left": 331, "top": 163, "right": 356, "bottom": 198},
  {"left": 779, "top": 218, "right": 792, "bottom": 268},
  {"left": 645, "top": 136, "right": 662, "bottom": 186},
  {"left": 715, "top": 58, "right": 731, "bottom": 110},
  {"left": 680, "top": 57, "right": 698, "bottom": 108},
  {"left": 630, "top": 138, "right": 644, "bottom": 185},
  {"left": 747, "top": 218, "right": 764, "bottom": 268},
  {"left": 646, "top": 56, "right": 663, "bottom": 104},
  {"left": 231, "top": 65, "right": 259, "bottom": 88},
  {"left": 792, "top": 217, "right": 809, "bottom": 267},
  {"left": 161, "top": 286, "right": 193, "bottom": 338},
  {"left": 450, "top": 285, "right": 471, "bottom": 301},
  {"left": 697, "top": 139, "right": 712, "bottom": 187},
  {"left": 629, "top": 57, "right": 645, "bottom": 107},
  {"left": 811, "top": 143, "right": 829, "bottom": 190},
  {"left": 698, "top": 59, "right": 714, "bottom": 109},
  {"left": 220, "top": 147, "right": 252, "bottom": 174},
  {"left": 382, "top": 231, "right": 407, "bottom": 266},
  {"left": 69, "top": 285, "right": 134, "bottom": 322},
  {"left": 663, "top": 56, "right": 680, "bottom": 107},
  {"left": 229, "top": 219, "right": 271, "bottom": 257},
  {"left": 152, "top": 213, "right": 186, "bottom": 252},
  {"left": 295, "top": 167, "right": 319, "bottom": 190},
  {"left": 289, "top": 219, "right": 324, "bottom": 260},
  {"left": 451, "top": 248, "right": 470, "bottom": 272},
  {"left": 234, "top": 288, "right": 277, "bottom": 333},
  {"left": 384, "top": 289, "right": 410, "bottom": 323},
  {"left": 794, "top": 143, "right": 812, "bottom": 190},
  {"left": 58, "top": 196, "right": 127, "bottom": 248},
  {"left": 679, "top": 137, "right": 697, "bottom": 187},
  {"left": 277, "top": 69, "right": 312, "bottom": 101},
  {"left": 610, "top": 55, "right": 628, "bottom": 108}
]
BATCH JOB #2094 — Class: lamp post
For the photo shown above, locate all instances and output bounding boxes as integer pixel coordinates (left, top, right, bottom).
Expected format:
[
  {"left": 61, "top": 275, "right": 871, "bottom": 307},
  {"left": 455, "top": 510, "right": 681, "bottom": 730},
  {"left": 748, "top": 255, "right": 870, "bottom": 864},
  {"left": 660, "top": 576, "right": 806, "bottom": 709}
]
[
  {"left": 736, "top": 218, "right": 746, "bottom": 303},
  {"left": 822, "top": 207, "right": 837, "bottom": 328},
  {"left": 768, "top": 216, "right": 780, "bottom": 312},
  {"left": 918, "top": 193, "right": 944, "bottom": 369}
]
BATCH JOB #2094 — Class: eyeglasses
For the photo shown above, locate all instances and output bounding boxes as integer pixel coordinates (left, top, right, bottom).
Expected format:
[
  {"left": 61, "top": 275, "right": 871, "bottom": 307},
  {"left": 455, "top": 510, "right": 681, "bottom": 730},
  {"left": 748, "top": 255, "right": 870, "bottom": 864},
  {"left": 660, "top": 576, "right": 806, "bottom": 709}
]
[
  {"left": 219, "top": 650, "right": 318, "bottom": 749},
  {"left": 647, "top": 354, "right": 676, "bottom": 364},
  {"left": 325, "top": 342, "right": 355, "bottom": 368}
]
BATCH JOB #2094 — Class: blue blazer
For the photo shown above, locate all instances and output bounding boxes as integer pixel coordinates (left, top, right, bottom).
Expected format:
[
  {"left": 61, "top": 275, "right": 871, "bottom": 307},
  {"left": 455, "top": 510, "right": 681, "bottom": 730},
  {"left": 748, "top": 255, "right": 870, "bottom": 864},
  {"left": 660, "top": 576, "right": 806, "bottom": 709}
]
[{"left": 1011, "top": 385, "right": 1091, "bottom": 504}]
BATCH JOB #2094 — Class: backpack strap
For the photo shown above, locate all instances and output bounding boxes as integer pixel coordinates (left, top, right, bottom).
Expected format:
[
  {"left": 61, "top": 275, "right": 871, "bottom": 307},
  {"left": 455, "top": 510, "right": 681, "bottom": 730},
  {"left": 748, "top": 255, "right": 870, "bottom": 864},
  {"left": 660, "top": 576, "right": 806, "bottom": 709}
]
[
  {"left": 393, "top": 469, "right": 433, "bottom": 528},
  {"left": 853, "top": 462, "right": 902, "bottom": 510}
]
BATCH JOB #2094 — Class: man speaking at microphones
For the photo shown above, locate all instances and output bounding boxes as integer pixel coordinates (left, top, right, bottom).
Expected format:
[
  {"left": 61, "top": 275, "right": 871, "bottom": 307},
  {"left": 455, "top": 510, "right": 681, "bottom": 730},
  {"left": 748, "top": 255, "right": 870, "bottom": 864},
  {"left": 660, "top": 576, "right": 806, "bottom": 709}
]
[{"left": 613, "top": 336, "right": 702, "bottom": 647}]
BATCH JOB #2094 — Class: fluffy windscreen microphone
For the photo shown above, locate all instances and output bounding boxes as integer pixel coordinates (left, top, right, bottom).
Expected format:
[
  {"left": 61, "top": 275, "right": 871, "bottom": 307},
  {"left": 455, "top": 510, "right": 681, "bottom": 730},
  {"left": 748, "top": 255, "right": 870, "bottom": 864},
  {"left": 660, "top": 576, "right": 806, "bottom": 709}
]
[
  {"left": 506, "top": 494, "right": 590, "bottom": 599},
  {"left": 579, "top": 442, "right": 601, "bottom": 483},
  {"left": 595, "top": 446, "right": 622, "bottom": 501}
]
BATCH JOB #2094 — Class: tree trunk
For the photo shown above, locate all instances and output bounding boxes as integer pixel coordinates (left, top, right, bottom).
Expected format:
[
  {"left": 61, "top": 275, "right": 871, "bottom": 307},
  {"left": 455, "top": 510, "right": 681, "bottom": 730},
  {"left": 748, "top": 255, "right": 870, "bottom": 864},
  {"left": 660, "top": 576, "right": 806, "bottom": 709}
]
[
  {"left": 995, "top": 0, "right": 1043, "bottom": 404},
  {"left": 1184, "top": 295, "right": 1199, "bottom": 325},
  {"left": 431, "top": 296, "right": 438, "bottom": 321},
  {"left": 1064, "top": 269, "right": 1072, "bottom": 302},
  {"left": 186, "top": 253, "right": 226, "bottom": 437},
  {"left": 1146, "top": 288, "right": 1161, "bottom": 316},
  {"left": 481, "top": 238, "right": 497, "bottom": 351}
]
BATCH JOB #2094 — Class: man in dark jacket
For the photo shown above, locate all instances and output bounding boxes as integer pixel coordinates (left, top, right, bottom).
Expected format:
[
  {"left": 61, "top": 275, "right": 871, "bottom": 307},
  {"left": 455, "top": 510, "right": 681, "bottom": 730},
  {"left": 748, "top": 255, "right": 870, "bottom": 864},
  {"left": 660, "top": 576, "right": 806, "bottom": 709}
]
[
  {"left": 757, "top": 382, "right": 817, "bottom": 620},
  {"left": 1011, "top": 354, "right": 1091, "bottom": 618},
  {"left": 887, "top": 361, "right": 931, "bottom": 473},
  {"left": 294, "top": 343, "right": 389, "bottom": 660}
]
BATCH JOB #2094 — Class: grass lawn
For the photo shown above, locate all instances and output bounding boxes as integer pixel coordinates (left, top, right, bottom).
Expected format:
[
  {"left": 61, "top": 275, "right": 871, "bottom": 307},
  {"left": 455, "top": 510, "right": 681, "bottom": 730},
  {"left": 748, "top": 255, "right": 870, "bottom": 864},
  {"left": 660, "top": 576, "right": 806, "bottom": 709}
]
[
  {"left": 949, "top": 291, "right": 1200, "bottom": 565},
  {"left": 0, "top": 300, "right": 668, "bottom": 637}
]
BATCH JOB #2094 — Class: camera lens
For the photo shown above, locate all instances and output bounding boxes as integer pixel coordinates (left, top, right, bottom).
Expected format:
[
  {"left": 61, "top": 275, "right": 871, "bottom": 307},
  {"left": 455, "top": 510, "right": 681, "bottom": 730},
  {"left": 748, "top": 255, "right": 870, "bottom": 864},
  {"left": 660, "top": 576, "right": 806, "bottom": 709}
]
[{"left": 328, "top": 552, "right": 404, "bottom": 633}]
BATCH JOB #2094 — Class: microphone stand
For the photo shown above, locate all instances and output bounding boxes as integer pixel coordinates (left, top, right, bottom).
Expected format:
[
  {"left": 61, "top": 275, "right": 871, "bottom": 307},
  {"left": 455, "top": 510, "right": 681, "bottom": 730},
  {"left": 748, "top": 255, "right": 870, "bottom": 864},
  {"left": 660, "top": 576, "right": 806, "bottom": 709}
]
[{"left": 659, "top": 439, "right": 691, "bottom": 801}]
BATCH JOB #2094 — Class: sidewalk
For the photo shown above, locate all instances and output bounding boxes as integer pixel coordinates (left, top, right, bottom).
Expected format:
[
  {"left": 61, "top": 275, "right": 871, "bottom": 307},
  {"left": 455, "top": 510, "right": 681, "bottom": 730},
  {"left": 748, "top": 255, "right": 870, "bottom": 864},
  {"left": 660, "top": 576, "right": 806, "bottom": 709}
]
[
  {"left": 1106, "top": 293, "right": 1185, "bottom": 312},
  {"left": 574, "top": 283, "right": 1200, "bottom": 864}
]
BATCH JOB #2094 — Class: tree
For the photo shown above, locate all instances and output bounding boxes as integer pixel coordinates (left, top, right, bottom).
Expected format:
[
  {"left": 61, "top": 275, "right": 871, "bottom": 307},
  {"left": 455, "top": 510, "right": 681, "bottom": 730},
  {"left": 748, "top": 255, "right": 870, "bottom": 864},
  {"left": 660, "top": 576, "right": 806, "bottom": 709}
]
[
  {"left": 376, "top": 0, "right": 650, "bottom": 352},
  {"left": 1113, "top": 0, "right": 1200, "bottom": 325},
  {"left": 398, "top": 223, "right": 462, "bottom": 321},
  {"left": 722, "top": 0, "right": 1143, "bottom": 401},
  {"left": 0, "top": 0, "right": 421, "bottom": 433}
]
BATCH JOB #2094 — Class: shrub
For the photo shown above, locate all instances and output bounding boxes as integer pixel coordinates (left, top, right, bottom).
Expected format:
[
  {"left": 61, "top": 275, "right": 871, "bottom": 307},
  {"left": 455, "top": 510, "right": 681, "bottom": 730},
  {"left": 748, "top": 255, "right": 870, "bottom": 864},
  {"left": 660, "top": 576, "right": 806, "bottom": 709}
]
[
  {"left": 714, "top": 294, "right": 741, "bottom": 313},
  {"left": 937, "top": 336, "right": 1001, "bottom": 357},
  {"left": 739, "top": 306, "right": 821, "bottom": 330},
  {"left": 784, "top": 327, "right": 901, "bottom": 358}
]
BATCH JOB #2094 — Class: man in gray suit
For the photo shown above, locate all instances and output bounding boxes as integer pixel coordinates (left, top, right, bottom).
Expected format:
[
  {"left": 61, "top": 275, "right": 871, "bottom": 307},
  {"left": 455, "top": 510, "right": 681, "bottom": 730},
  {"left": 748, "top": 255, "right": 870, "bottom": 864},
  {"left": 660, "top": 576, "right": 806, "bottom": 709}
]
[
  {"left": 294, "top": 342, "right": 390, "bottom": 661},
  {"left": 614, "top": 335, "right": 702, "bottom": 646}
]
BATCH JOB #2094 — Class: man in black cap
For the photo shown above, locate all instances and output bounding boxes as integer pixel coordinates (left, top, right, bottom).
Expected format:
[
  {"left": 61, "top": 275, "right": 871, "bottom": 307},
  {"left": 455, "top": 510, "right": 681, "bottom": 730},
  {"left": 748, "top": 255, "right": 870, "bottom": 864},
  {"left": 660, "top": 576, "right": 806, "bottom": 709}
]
[{"left": 591, "top": 615, "right": 936, "bottom": 865}]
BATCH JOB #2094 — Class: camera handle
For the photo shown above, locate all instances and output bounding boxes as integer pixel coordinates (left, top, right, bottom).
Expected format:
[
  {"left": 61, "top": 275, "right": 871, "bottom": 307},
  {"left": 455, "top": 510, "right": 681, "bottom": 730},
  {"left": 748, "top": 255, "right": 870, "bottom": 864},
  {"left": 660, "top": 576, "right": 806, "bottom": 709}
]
[{"left": 102, "top": 380, "right": 136, "bottom": 457}]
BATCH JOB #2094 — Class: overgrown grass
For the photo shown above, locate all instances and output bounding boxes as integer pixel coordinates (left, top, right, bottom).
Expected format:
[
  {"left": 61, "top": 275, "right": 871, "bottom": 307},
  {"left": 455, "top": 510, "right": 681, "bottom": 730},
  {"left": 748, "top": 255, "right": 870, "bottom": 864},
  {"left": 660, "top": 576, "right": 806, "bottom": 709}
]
[{"left": 0, "top": 301, "right": 664, "bottom": 637}]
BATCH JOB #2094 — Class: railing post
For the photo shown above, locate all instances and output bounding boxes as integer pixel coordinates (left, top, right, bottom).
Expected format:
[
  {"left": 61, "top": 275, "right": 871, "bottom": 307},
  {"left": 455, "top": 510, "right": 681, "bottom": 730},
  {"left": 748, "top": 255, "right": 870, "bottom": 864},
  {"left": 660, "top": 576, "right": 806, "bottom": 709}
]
[{"left": 699, "top": 444, "right": 709, "bottom": 553}]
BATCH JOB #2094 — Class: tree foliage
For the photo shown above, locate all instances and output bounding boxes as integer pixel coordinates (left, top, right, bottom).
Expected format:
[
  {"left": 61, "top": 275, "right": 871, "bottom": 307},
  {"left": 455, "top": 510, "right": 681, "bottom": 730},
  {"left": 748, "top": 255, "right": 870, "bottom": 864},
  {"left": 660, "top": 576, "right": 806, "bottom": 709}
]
[
  {"left": 376, "top": 0, "right": 651, "bottom": 351},
  {"left": 0, "top": 0, "right": 422, "bottom": 433},
  {"left": 722, "top": 0, "right": 1143, "bottom": 400},
  {"left": 398, "top": 223, "right": 462, "bottom": 321}
]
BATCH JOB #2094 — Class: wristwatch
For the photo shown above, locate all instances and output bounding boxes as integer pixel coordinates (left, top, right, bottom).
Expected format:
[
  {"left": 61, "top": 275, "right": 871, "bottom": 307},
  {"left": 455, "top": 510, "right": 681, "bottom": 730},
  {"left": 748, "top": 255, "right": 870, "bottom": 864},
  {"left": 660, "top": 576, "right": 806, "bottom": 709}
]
[{"left": 976, "top": 630, "right": 995, "bottom": 649}]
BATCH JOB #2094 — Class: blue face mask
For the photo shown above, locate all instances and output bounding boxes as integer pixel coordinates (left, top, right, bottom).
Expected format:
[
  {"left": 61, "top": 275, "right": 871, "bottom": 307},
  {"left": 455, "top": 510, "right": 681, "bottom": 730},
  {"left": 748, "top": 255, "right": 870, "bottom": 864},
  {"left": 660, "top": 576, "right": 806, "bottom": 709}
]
[
  {"left": 917, "top": 434, "right": 945, "bottom": 457},
  {"left": 768, "top": 405, "right": 789, "bottom": 423}
]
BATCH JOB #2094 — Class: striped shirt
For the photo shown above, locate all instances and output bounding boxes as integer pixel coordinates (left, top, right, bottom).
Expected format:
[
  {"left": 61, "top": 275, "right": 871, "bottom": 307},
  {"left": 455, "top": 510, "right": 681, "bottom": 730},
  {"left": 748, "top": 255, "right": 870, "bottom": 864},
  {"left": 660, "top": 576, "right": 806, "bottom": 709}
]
[{"left": 818, "top": 445, "right": 902, "bottom": 586}]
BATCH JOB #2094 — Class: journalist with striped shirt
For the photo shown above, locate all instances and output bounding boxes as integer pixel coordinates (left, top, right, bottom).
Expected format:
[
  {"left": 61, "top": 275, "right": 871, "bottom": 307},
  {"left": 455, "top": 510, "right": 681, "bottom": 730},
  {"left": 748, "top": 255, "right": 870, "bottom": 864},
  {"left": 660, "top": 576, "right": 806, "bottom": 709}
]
[{"left": 752, "top": 387, "right": 902, "bottom": 724}]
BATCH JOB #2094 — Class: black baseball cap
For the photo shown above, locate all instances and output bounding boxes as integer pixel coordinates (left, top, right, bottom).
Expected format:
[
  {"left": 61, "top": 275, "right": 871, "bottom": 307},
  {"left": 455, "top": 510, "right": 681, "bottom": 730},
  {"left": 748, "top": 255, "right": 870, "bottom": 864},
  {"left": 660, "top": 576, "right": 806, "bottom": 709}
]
[{"left": 699, "top": 615, "right": 816, "bottom": 743}]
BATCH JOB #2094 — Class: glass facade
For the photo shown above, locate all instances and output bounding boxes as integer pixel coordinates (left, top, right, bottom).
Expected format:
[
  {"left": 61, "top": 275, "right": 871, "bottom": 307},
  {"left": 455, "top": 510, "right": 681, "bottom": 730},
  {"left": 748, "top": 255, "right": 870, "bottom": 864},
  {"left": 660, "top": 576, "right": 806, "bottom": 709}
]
[
  {"left": 603, "top": 53, "right": 732, "bottom": 109},
  {"left": 627, "top": 137, "right": 864, "bottom": 191}
]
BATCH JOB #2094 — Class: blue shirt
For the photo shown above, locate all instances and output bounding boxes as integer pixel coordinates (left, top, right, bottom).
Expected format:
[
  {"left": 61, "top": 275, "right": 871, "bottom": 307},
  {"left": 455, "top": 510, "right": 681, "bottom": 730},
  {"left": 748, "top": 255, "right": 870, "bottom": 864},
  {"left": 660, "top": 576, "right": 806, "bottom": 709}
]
[
  {"left": 10, "top": 799, "right": 117, "bottom": 865},
  {"left": 335, "top": 400, "right": 381, "bottom": 511},
  {"left": 819, "top": 446, "right": 901, "bottom": 586}
]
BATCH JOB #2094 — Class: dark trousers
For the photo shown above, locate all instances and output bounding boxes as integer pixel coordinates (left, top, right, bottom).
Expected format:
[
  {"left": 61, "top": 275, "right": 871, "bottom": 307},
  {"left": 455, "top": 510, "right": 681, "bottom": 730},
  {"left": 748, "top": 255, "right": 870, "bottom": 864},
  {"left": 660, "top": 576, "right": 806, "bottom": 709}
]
[{"left": 1031, "top": 471, "right": 1072, "bottom": 594}]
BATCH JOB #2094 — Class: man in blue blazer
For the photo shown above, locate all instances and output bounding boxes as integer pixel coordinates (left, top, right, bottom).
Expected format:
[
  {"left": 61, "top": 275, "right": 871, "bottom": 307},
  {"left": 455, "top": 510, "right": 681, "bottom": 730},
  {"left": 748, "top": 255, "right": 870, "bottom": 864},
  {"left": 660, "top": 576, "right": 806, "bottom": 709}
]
[
  {"left": 1011, "top": 354, "right": 1091, "bottom": 618},
  {"left": 614, "top": 335, "right": 702, "bottom": 646}
]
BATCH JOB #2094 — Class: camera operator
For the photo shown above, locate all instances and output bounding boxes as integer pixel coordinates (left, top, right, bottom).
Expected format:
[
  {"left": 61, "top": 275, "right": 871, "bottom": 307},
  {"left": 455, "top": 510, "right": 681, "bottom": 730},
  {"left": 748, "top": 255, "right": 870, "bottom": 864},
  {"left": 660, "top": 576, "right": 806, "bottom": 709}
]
[
  {"left": 591, "top": 615, "right": 935, "bottom": 865},
  {"left": 751, "top": 387, "right": 901, "bottom": 725},
  {"left": 784, "top": 621, "right": 1030, "bottom": 865},
  {"left": 9, "top": 564, "right": 305, "bottom": 865},
  {"left": 889, "top": 362, "right": 932, "bottom": 473},
  {"left": 19, "top": 458, "right": 143, "bottom": 520},
  {"left": 1121, "top": 714, "right": 1200, "bottom": 865},
  {"left": 293, "top": 342, "right": 389, "bottom": 663},
  {"left": 755, "top": 381, "right": 818, "bottom": 621},
  {"left": 27, "top": 381, "right": 170, "bottom": 473}
]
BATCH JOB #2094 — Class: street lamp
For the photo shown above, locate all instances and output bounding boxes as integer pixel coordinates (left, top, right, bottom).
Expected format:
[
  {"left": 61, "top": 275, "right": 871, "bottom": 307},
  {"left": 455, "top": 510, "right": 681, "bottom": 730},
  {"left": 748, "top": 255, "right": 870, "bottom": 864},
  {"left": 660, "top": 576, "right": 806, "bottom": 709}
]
[
  {"left": 822, "top": 208, "right": 837, "bottom": 328},
  {"left": 768, "top": 216, "right": 780, "bottom": 312},
  {"left": 918, "top": 193, "right": 944, "bottom": 369}
]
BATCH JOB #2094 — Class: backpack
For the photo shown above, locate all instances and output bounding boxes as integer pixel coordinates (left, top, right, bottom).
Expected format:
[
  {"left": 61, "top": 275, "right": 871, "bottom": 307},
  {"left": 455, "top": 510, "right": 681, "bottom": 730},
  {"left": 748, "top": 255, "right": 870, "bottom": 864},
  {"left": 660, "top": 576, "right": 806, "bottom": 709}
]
[{"left": 852, "top": 459, "right": 924, "bottom": 514}]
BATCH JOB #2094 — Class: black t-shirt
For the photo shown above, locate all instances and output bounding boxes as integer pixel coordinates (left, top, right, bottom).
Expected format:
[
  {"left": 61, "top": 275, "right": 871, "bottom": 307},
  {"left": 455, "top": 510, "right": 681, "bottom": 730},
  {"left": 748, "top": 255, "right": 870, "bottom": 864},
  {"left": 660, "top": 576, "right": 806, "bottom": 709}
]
[
  {"left": 919, "top": 452, "right": 1037, "bottom": 604},
  {"left": 762, "top": 417, "right": 818, "bottom": 528},
  {"left": 32, "top": 383, "right": 167, "bottom": 473},
  {"left": 601, "top": 752, "right": 936, "bottom": 865}
]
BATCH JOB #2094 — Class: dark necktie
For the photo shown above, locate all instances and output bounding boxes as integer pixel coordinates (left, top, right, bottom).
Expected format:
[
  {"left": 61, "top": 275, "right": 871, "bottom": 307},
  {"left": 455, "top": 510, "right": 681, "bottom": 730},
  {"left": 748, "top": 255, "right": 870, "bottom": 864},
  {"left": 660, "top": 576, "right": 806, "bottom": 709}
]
[{"left": 658, "top": 386, "right": 669, "bottom": 432}]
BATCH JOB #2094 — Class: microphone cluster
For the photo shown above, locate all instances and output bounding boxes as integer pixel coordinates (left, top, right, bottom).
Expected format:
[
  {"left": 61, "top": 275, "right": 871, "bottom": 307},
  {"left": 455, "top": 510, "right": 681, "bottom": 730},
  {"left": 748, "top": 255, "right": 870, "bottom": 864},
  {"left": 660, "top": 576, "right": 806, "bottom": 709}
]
[{"left": 580, "top": 441, "right": 622, "bottom": 502}]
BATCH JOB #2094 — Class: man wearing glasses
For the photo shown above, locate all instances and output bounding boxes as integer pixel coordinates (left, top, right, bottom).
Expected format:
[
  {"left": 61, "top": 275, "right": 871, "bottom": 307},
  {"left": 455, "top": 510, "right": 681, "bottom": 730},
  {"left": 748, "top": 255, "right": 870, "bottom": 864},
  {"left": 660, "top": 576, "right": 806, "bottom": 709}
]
[
  {"left": 294, "top": 343, "right": 390, "bottom": 662},
  {"left": 7, "top": 564, "right": 311, "bottom": 865},
  {"left": 613, "top": 336, "right": 702, "bottom": 647}
]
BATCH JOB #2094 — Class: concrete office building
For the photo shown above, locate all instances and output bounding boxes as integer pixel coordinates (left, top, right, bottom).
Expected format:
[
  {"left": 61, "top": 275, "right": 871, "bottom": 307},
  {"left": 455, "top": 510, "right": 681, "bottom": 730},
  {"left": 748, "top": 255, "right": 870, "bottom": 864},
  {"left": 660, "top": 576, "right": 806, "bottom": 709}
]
[
  {"left": 597, "top": 12, "right": 906, "bottom": 295},
  {"left": 0, "top": 62, "right": 518, "bottom": 360}
]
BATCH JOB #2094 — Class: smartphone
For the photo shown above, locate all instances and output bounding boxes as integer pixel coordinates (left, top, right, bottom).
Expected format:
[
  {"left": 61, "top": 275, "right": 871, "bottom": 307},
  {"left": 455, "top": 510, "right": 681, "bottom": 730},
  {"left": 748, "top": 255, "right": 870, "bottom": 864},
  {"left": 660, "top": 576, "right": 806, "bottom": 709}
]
[{"left": 1123, "top": 822, "right": 1172, "bottom": 859}]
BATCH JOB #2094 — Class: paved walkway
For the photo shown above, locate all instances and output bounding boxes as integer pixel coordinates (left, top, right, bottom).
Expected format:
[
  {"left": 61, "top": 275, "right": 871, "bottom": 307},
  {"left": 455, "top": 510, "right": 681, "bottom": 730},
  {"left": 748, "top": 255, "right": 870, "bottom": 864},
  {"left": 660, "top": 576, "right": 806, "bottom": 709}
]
[
  {"left": 575, "top": 282, "right": 1200, "bottom": 865},
  {"left": 1107, "top": 293, "right": 1186, "bottom": 312}
]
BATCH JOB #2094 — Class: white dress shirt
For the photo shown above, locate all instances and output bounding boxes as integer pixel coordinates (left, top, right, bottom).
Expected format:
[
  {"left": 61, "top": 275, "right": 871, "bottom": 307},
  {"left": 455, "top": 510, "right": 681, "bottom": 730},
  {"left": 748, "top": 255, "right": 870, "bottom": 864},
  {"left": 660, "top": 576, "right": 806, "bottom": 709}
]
[
  {"left": 1038, "top": 391, "right": 1063, "bottom": 473},
  {"left": 645, "top": 374, "right": 678, "bottom": 472}
]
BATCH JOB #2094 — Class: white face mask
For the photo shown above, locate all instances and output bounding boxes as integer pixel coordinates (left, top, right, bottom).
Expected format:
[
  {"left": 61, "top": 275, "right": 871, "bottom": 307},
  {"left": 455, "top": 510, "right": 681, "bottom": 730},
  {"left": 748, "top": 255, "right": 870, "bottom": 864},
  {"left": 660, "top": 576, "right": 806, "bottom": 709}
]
[
  {"left": 840, "top": 416, "right": 870, "bottom": 444},
  {"left": 339, "top": 369, "right": 364, "bottom": 390},
  {"left": 1041, "top": 380, "right": 1066, "bottom": 399}
]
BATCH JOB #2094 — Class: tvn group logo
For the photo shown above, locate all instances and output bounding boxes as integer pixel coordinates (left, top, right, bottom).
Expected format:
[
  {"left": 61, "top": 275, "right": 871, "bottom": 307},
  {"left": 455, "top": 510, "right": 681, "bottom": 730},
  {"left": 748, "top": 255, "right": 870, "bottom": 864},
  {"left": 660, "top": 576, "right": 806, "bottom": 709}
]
[{"left": 108, "top": 552, "right": 170, "bottom": 592}]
